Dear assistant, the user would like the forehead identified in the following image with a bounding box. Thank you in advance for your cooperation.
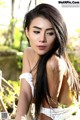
[30,16,52,29]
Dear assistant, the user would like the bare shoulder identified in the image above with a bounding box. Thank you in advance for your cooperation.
[23,47,33,57]
[23,47,35,62]
[22,47,34,72]
[46,55,59,70]
[46,55,67,73]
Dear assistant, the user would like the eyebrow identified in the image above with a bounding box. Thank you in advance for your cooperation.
[33,26,54,31]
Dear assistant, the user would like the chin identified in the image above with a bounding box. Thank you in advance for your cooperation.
[38,52,47,56]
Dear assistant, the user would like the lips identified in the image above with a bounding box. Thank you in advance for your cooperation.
[37,46,46,50]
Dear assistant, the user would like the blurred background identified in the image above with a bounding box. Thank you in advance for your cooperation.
[0,0,80,119]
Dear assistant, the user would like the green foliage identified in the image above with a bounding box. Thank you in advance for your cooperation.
[17,52,23,70]
[68,53,80,73]
[0,80,20,113]
[8,80,20,95]
[67,29,80,73]
[13,28,22,49]
[13,27,28,51]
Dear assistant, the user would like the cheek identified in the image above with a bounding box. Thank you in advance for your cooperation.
[28,36,36,45]
[28,32,36,40]
[47,38,56,49]
[49,38,55,45]
[27,33,34,43]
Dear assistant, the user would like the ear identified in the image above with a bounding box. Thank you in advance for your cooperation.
[25,28,29,38]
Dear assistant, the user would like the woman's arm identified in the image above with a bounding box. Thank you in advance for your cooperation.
[15,48,32,120]
[15,79,32,120]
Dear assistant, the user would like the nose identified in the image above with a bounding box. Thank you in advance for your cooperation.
[39,32,46,42]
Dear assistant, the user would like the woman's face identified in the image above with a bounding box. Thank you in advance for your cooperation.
[26,17,56,56]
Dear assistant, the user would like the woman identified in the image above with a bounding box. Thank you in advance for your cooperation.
[15,3,80,120]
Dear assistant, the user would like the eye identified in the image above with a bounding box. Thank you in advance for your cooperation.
[33,31,40,34]
[46,32,54,36]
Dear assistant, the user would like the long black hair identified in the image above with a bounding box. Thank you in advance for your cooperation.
[23,3,80,117]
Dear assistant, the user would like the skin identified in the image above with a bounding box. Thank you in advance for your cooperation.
[15,17,73,120]
[26,17,56,56]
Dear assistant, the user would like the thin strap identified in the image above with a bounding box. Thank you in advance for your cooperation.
[30,60,39,73]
